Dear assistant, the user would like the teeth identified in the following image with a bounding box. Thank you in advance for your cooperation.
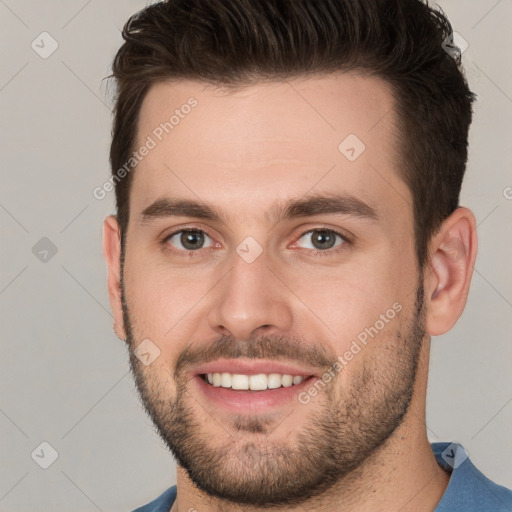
[221,372,232,387]
[205,372,306,390]
[267,373,282,389]
[212,372,222,387]
[281,374,293,387]
[231,374,249,390]
[249,374,267,390]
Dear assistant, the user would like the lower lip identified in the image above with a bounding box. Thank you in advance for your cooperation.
[193,374,317,413]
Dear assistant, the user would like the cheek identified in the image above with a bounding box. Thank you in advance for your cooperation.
[287,254,413,354]
[123,250,214,339]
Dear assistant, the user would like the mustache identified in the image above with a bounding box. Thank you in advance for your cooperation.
[174,334,337,378]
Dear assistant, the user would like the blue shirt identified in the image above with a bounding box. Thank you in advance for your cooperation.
[132,442,512,511]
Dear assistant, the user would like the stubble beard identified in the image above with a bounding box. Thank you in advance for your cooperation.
[121,268,425,507]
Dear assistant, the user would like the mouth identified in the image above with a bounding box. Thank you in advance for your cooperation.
[189,359,320,412]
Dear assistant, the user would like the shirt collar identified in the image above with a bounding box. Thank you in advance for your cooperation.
[431,441,512,511]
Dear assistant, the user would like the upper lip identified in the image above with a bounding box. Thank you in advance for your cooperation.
[190,358,320,378]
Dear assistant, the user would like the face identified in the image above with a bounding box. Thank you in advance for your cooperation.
[119,74,426,506]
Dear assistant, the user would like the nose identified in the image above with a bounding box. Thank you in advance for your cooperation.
[207,247,294,341]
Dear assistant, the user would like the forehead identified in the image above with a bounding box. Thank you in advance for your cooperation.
[130,73,411,228]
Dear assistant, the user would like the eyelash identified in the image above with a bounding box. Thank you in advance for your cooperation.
[161,224,351,259]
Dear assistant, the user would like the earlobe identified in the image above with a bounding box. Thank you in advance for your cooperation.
[102,215,127,342]
[424,207,478,336]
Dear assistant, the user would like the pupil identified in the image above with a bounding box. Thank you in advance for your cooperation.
[313,230,335,250]
[181,231,204,250]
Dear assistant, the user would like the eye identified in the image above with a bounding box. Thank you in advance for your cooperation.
[164,229,214,251]
[295,229,347,252]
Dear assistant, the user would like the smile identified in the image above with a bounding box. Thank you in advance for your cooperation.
[201,372,306,390]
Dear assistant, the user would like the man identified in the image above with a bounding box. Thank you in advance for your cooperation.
[103,0,512,510]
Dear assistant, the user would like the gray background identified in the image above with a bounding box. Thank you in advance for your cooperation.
[1,1,511,510]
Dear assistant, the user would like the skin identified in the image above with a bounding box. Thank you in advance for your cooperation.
[103,73,478,512]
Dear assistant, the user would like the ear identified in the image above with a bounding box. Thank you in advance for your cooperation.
[103,215,127,342]
[424,207,478,336]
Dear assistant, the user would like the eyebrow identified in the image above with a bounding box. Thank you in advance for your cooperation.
[139,193,379,226]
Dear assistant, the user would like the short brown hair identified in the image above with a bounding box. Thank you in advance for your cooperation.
[109,0,475,268]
